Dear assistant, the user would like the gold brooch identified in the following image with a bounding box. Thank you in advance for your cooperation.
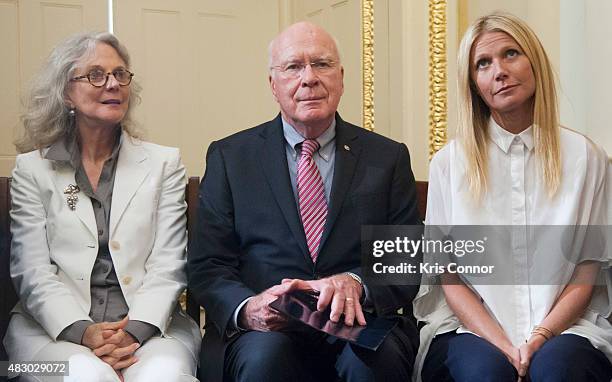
[63,184,80,210]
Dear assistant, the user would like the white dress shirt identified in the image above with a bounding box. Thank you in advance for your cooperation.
[412,119,611,380]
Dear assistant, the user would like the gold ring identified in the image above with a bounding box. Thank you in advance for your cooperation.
[345,297,354,302]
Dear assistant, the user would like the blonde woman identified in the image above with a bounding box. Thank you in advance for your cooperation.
[414,13,611,382]
[4,32,200,381]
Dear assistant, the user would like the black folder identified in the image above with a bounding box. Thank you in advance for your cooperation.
[269,290,397,351]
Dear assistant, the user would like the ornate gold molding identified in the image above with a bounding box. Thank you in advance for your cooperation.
[362,0,375,131]
[428,0,448,158]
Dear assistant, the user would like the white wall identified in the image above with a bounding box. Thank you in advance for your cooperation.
[582,0,612,154]
[389,0,429,181]
[559,0,586,137]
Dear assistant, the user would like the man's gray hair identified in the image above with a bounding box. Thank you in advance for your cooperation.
[267,23,342,73]
[16,31,142,153]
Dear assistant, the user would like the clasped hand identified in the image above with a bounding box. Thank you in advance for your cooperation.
[81,316,140,380]
[239,273,366,332]
[504,335,547,381]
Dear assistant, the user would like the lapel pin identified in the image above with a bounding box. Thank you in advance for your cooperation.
[63,184,80,211]
[344,145,350,151]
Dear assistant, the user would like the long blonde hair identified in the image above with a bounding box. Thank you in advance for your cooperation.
[457,12,560,199]
[15,32,142,153]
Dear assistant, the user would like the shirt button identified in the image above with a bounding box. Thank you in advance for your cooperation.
[98,298,104,305]
[98,229,104,236]
[122,276,132,285]
[110,241,120,251]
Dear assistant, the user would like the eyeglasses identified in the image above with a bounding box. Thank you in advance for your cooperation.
[71,68,134,87]
[271,60,338,78]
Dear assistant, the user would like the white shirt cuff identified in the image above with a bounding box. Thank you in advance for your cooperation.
[232,297,253,331]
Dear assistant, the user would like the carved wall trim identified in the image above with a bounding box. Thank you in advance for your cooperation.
[428,0,448,158]
[361,0,375,131]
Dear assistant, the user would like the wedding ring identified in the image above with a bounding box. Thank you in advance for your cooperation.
[345,297,354,302]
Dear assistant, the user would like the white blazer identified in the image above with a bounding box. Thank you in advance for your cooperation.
[4,132,200,362]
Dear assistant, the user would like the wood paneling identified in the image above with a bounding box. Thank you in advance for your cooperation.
[0,0,106,176]
[115,0,280,177]
[0,1,20,176]
[293,0,362,130]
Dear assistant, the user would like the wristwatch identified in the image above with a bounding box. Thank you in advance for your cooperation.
[345,272,366,303]
[345,272,363,286]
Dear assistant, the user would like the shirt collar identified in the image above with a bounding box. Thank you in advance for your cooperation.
[282,117,336,162]
[45,128,123,168]
[488,117,534,153]
[45,133,76,164]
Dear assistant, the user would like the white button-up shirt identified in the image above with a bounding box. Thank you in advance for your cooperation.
[413,119,611,379]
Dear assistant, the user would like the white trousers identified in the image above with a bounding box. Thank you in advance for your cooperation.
[18,336,198,382]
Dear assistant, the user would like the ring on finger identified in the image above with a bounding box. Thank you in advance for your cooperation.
[345,297,354,302]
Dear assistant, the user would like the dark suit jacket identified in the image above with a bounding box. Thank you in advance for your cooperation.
[189,114,422,382]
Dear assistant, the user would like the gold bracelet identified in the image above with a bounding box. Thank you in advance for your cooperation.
[531,329,550,341]
[531,326,554,341]
[535,325,555,338]
[530,331,549,341]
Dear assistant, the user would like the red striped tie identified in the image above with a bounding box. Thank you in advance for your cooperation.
[297,139,328,262]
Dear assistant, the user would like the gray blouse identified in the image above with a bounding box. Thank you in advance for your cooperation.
[47,130,157,345]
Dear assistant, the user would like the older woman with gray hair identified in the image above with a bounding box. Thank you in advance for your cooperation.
[3,31,200,381]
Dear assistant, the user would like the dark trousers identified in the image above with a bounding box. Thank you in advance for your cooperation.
[223,325,415,382]
[422,331,612,382]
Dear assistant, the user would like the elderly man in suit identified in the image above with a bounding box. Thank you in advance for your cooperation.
[188,22,421,382]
